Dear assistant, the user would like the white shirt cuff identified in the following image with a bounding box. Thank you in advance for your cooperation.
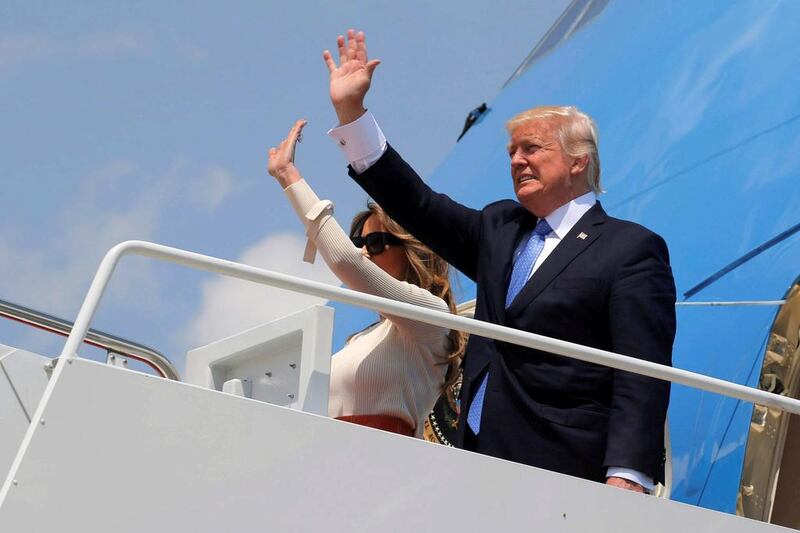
[327,111,387,174]
[606,467,654,491]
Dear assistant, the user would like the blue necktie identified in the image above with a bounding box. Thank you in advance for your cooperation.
[466,218,552,435]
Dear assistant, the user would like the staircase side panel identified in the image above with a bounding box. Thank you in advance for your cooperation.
[0,348,50,415]
[0,359,789,532]
[0,365,29,483]
[0,348,51,484]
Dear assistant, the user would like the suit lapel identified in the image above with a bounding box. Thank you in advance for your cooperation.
[506,202,607,319]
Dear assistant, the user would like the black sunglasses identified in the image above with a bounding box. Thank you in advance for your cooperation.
[350,232,403,256]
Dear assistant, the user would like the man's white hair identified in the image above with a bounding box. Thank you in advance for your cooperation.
[506,106,602,194]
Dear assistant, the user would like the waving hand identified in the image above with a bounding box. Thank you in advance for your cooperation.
[323,29,381,125]
[267,119,306,189]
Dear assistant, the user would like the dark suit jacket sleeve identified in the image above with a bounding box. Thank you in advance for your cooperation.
[349,145,484,281]
[604,229,676,479]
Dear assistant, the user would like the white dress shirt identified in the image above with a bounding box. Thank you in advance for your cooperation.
[329,111,654,491]
[524,190,596,278]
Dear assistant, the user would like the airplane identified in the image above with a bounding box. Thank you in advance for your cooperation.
[1,0,798,530]
[420,0,800,523]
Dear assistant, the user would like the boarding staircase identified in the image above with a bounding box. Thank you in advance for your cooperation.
[1,241,797,532]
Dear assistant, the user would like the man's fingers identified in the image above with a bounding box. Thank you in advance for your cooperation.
[606,477,645,493]
[365,59,380,78]
[346,28,357,61]
[356,31,367,63]
[337,35,346,64]
[330,29,371,71]
[323,50,337,73]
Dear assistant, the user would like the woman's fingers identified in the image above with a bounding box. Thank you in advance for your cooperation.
[285,119,306,163]
[268,118,304,164]
[287,119,306,145]
[269,120,305,158]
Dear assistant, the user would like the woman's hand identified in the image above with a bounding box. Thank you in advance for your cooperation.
[323,29,380,125]
[267,119,306,188]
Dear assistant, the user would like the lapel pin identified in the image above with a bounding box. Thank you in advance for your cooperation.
[577,232,588,240]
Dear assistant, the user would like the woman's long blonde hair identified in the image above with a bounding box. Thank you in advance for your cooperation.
[350,202,466,391]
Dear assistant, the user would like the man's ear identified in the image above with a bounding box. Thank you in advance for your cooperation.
[571,154,589,176]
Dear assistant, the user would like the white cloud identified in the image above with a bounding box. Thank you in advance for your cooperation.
[0,160,159,317]
[190,166,235,210]
[180,233,340,347]
[180,44,208,63]
[79,32,145,55]
[0,31,192,68]
[0,159,242,321]
[0,34,53,66]
[0,32,146,67]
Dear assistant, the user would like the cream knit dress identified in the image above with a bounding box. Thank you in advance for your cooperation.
[284,179,450,435]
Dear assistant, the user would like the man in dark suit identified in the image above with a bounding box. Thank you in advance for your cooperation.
[322,30,676,493]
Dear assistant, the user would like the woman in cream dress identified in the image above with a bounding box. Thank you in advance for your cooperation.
[267,119,463,437]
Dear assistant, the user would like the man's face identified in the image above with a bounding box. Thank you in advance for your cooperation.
[508,119,587,217]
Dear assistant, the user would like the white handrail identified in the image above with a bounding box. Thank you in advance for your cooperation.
[676,301,786,307]
[0,298,179,380]
[57,240,800,416]
[459,298,787,310]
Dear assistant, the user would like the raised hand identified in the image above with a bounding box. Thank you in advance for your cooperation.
[267,119,306,189]
[323,29,380,125]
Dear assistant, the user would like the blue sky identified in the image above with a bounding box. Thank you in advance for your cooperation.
[0,1,567,373]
